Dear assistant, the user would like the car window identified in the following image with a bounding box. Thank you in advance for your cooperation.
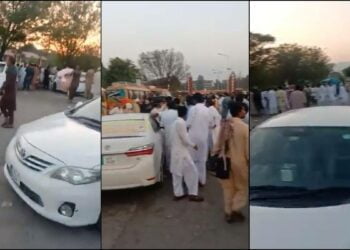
[102,119,148,138]
[251,126,350,190]
[0,63,5,73]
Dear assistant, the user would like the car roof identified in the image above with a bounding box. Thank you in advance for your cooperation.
[258,106,350,128]
[102,113,150,122]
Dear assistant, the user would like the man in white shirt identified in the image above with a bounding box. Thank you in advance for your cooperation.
[160,100,178,171]
[187,93,213,186]
[170,106,204,202]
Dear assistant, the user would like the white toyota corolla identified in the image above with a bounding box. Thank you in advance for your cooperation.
[102,113,163,190]
[4,98,101,227]
[250,106,350,249]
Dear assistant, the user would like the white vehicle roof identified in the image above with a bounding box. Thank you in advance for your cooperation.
[258,106,350,128]
[102,113,150,122]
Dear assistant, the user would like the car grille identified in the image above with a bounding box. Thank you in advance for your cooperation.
[19,182,44,207]
[21,155,54,172]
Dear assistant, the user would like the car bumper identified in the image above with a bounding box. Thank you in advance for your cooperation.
[102,155,157,190]
[4,139,100,227]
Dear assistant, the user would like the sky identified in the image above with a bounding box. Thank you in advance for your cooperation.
[251,1,350,63]
[102,1,248,81]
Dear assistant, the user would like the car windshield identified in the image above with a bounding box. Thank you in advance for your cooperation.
[65,98,101,130]
[251,126,350,206]
[102,118,148,138]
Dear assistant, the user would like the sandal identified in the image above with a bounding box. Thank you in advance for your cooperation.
[231,211,245,222]
[188,195,204,202]
[173,195,187,201]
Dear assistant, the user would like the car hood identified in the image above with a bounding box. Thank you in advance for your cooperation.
[17,112,100,169]
[250,204,350,249]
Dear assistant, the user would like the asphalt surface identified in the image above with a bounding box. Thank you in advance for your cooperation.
[102,173,249,249]
[0,83,101,248]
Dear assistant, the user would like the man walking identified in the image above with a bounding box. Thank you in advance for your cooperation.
[213,102,249,223]
[23,63,34,90]
[68,65,81,102]
[289,85,307,109]
[170,106,203,202]
[159,100,179,172]
[187,93,213,187]
[276,86,289,113]
[85,68,95,99]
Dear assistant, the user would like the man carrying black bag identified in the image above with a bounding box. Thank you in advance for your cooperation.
[213,102,249,223]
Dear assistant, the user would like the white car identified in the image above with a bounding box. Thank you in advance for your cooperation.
[0,61,7,89]
[102,113,164,190]
[4,98,101,227]
[51,68,86,94]
[250,106,350,249]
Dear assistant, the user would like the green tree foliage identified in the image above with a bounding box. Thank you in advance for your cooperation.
[272,44,332,85]
[0,1,50,58]
[103,57,140,88]
[342,66,350,78]
[249,32,276,88]
[38,1,100,66]
[250,32,333,88]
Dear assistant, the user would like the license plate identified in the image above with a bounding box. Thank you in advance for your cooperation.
[8,165,20,186]
[103,155,118,166]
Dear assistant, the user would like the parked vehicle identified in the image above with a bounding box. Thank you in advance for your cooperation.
[0,61,7,89]
[4,98,101,227]
[250,106,350,249]
[102,113,164,190]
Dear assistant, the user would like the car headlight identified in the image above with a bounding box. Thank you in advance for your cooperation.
[15,136,26,159]
[51,167,100,185]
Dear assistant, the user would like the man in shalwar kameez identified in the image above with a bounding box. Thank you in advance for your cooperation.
[187,93,213,186]
[213,102,249,223]
[170,106,204,202]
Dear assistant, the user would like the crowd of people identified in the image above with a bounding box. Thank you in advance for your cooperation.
[16,63,54,91]
[110,91,249,223]
[0,52,96,128]
[251,82,350,116]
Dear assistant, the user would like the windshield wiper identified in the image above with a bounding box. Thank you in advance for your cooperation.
[251,185,307,191]
[69,116,100,127]
[250,186,350,201]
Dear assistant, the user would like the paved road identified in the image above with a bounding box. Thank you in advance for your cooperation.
[102,173,248,249]
[0,90,100,249]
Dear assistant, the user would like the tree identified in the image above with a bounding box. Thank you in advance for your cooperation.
[249,32,276,88]
[103,57,140,88]
[342,66,350,78]
[38,1,100,66]
[272,44,332,85]
[250,32,333,88]
[138,49,189,81]
[0,1,50,58]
